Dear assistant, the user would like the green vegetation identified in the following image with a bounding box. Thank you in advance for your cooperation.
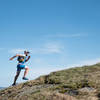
[1,63,100,100]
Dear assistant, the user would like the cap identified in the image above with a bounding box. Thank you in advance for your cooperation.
[24,50,30,54]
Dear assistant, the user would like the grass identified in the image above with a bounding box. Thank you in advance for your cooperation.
[1,63,100,100]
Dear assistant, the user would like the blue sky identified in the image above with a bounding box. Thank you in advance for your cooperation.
[0,0,100,86]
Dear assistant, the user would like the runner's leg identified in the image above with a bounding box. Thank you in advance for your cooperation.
[13,71,21,85]
[23,67,29,77]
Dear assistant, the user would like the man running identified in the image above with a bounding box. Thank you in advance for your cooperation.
[10,51,30,86]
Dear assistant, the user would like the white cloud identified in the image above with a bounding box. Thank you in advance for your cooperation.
[9,48,32,54]
[9,43,64,55]
[30,43,64,54]
[41,43,63,54]
[9,48,25,54]
[47,33,88,38]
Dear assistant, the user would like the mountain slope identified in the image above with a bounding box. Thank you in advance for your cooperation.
[1,63,100,100]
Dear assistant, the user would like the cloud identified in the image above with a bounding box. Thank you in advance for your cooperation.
[47,33,88,38]
[30,43,64,54]
[9,48,25,54]
[41,43,64,54]
[9,43,64,55]
[9,48,32,54]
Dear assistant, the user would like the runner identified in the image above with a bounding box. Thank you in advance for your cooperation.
[10,51,30,86]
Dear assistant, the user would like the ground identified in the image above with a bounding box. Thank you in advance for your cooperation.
[1,63,100,100]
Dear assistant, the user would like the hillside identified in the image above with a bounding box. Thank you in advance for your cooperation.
[1,63,100,100]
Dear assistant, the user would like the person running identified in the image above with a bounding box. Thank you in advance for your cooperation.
[10,50,31,86]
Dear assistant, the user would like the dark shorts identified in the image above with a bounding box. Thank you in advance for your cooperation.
[17,64,27,71]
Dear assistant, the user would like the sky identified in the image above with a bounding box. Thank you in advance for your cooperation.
[0,0,100,87]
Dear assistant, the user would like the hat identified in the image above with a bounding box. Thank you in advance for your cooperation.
[24,50,30,54]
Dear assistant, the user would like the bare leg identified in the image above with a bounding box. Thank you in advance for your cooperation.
[13,71,20,85]
[23,67,29,78]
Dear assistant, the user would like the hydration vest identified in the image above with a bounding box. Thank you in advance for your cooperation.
[17,56,25,63]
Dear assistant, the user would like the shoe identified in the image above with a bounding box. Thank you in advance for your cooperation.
[12,83,17,86]
[22,77,29,80]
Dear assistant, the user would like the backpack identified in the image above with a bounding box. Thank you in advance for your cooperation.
[17,56,25,62]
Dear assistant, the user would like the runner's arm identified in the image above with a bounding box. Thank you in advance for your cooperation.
[25,56,30,62]
[9,54,21,60]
